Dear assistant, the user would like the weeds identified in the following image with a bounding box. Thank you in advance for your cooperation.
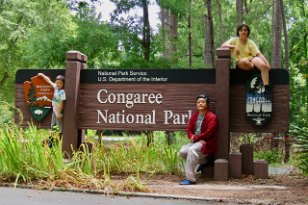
[0,123,186,191]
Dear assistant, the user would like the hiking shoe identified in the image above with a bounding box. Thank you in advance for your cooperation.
[179,179,196,185]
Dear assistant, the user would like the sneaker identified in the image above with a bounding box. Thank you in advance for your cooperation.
[179,179,196,185]
[263,85,271,100]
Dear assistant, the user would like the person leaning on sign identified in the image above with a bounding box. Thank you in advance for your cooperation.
[221,23,271,97]
[179,94,218,185]
[38,73,66,147]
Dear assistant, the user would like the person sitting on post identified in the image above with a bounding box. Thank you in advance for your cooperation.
[38,73,66,147]
[179,94,218,185]
[221,23,271,96]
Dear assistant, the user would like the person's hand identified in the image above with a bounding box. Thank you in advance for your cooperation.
[190,135,196,143]
[199,140,206,145]
[37,73,43,77]
[235,47,240,56]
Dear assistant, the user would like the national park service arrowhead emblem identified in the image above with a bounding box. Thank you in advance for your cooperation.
[24,75,54,121]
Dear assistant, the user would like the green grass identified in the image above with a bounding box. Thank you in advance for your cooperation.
[0,119,187,190]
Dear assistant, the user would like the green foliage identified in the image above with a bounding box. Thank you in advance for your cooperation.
[289,124,308,174]
[91,132,185,175]
[0,0,307,176]
[254,150,283,164]
[70,5,120,68]
[0,123,186,186]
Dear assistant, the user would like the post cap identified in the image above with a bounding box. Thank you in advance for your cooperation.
[216,48,231,58]
[66,50,83,61]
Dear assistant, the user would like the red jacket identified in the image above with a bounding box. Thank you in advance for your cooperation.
[187,110,218,155]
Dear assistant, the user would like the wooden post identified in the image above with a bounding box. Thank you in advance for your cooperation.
[215,48,231,159]
[229,152,242,179]
[240,144,254,175]
[214,159,229,181]
[62,51,87,157]
[254,160,268,179]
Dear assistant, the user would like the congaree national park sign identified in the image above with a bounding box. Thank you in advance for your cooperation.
[15,50,290,158]
[17,69,216,131]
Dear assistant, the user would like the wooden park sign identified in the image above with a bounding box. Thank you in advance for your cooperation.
[15,49,290,158]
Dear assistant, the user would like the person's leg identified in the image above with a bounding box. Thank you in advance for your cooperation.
[49,112,57,148]
[185,142,205,182]
[251,57,270,86]
[51,112,56,133]
[237,59,254,70]
[56,117,63,141]
[179,143,194,160]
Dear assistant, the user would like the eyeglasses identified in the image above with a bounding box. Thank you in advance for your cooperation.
[197,100,206,104]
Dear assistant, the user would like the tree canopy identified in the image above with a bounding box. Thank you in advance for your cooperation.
[0,0,307,128]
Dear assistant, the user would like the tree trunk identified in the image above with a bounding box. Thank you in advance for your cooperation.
[161,8,167,57]
[236,0,244,25]
[271,0,282,68]
[280,0,289,70]
[162,9,178,60]
[188,0,192,67]
[169,11,178,56]
[142,0,151,61]
[244,0,249,14]
[217,0,223,45]
[204,0,214,67]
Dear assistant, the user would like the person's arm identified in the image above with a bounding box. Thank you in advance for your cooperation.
[221,38,240,56]
[221,37,236,49]
[187,115,196,142]
[37,73,55,87]
[221,41,236,49]
[193,115,218,142]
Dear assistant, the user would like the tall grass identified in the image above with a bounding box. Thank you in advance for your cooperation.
[82,131,186,176]
[0,117,187,191]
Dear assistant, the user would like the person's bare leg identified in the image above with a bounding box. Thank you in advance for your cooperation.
[237,59,254,70]
[251,57,270,85]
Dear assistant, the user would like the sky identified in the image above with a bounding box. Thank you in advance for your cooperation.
[94,0,160,31]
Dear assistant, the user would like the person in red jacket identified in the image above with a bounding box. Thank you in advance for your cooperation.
[179,94,218,185]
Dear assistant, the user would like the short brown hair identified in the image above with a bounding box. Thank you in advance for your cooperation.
[236,23,250,37]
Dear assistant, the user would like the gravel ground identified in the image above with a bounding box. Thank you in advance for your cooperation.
[143,174,308,205]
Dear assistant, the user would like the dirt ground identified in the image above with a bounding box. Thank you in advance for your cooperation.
[140,174,308,205]
[2,173,307,204]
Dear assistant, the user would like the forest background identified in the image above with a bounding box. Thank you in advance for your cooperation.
[0,0,307,172]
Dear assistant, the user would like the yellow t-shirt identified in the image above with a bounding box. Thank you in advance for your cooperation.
[226,37,260,61]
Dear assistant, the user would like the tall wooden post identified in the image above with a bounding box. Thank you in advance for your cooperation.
[62,51,87,157]
[215,48,231,159]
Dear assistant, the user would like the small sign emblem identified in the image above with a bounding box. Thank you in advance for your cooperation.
[246,74,272,126]
[24,75,54,121]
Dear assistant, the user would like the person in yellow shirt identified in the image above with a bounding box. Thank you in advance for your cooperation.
[221,23,271,93]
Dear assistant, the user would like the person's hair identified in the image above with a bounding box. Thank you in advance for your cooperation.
[236,23,250,37]
[55,75,65,88]
[196,94,210,106]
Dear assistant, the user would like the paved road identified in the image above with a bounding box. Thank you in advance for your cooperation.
[0,187,218,205]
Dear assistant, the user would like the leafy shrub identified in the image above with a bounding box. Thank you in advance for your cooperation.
[254,150,283,164]
[289,124,308,174]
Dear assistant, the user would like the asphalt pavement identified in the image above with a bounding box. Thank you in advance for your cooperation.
[0,187,220,205]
